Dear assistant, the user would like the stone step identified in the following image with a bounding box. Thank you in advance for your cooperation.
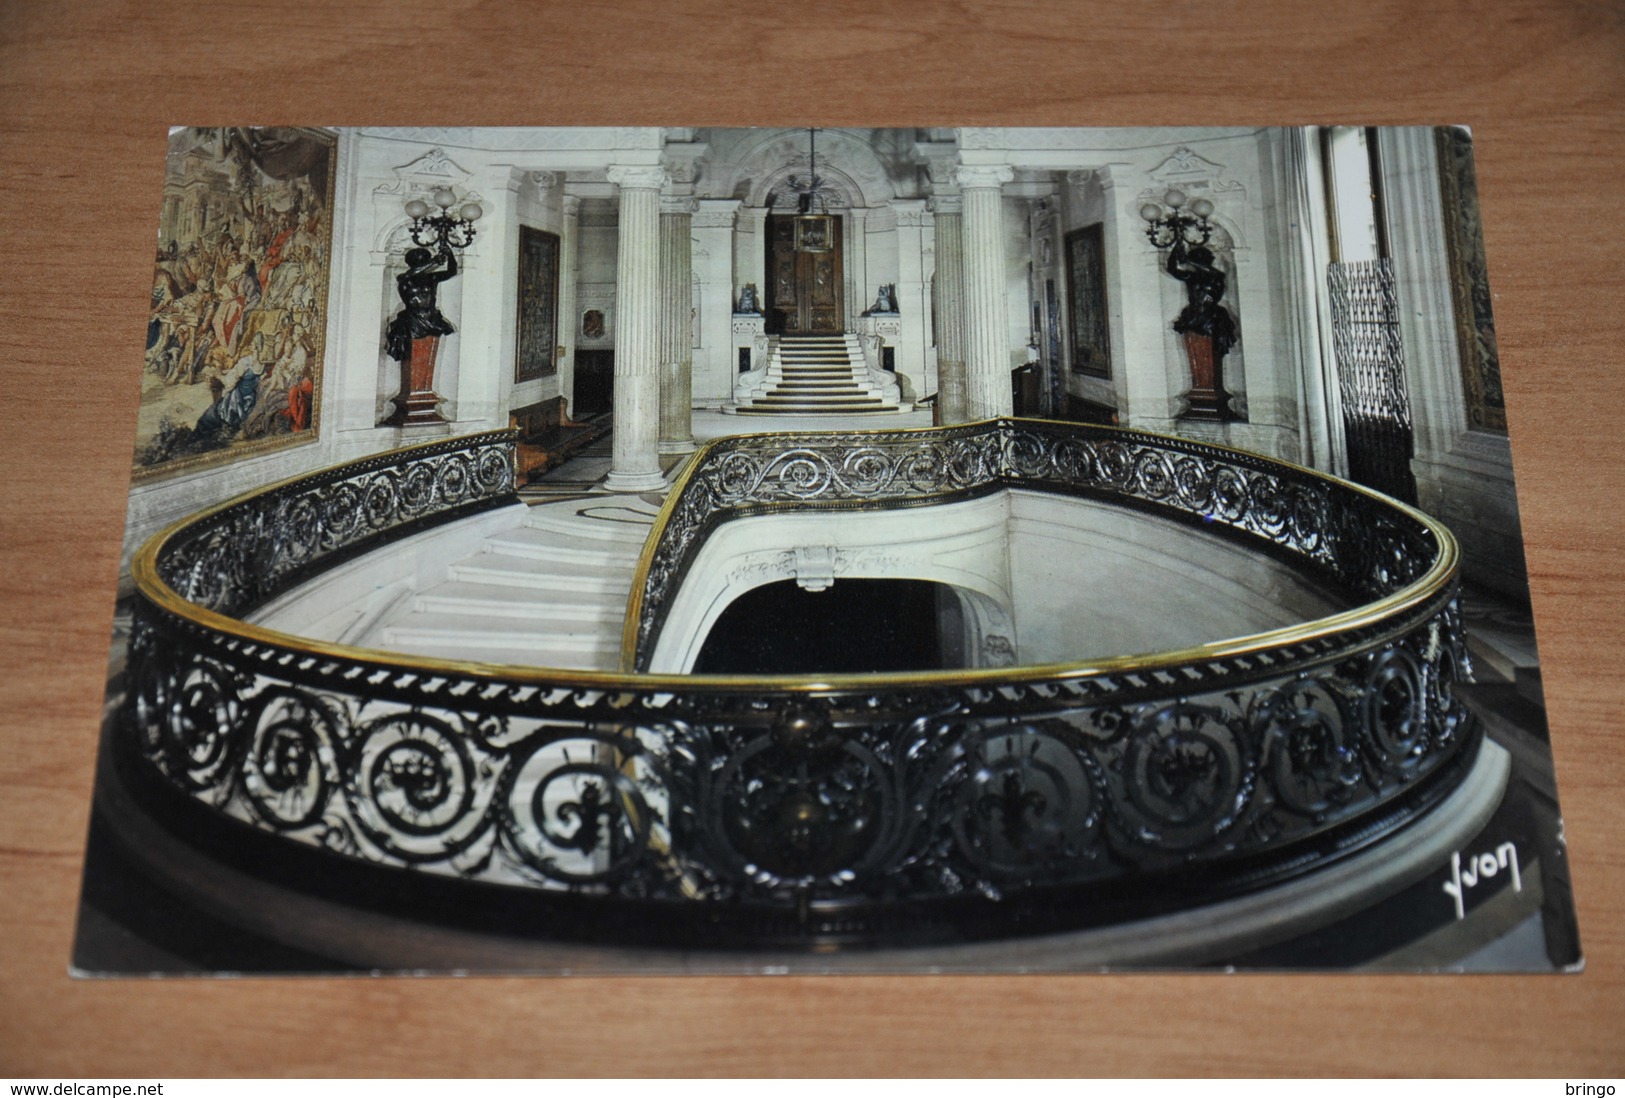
[757,392,883,401]
[485,525,642,566]
[524,509,653,546]
[414,580,627,624]
[449,553,635,594]
[734,405,900,415]
[750,399,884,407]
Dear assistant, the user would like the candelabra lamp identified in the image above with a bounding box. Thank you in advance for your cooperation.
[383,188,482,427]
[1142,189,1239,423]
[788,127,834,253]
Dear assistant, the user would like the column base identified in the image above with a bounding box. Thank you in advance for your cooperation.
[658,438,698,456]
[603,469,669,493]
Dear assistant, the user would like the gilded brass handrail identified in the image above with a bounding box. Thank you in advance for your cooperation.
[131,420,1458,695]
[622,417,1458,680]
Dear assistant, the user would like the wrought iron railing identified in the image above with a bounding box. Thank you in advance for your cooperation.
[121,421,1477,947]
[1329,258,1419,504]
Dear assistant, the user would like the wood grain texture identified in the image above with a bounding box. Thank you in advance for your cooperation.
[1,0,1621,1077]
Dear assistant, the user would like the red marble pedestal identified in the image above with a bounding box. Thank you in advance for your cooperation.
[383,336,448,426]
[1179,331,1237,422]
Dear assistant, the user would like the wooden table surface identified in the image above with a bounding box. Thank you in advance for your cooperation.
[2,0,1621,1077]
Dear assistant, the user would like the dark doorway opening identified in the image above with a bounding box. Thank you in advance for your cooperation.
[573,348,614,417]
[693,578,965,675]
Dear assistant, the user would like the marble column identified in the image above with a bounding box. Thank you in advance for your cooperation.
[846,207,869,328]
[604,165,668,493]
[658,195,697,454]
[557,193,581,416]
[930,193,968,423]
[693,199,740,402]
[739,205,769,306]
[892,199,931,397]
[958,165,1015,420]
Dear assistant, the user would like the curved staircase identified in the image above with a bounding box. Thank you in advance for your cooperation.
[368,497,654,670]
[731,334,903,416]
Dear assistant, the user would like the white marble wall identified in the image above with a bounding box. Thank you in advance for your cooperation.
[1380,127,1525,596]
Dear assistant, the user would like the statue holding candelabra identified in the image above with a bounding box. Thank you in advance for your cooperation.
[383,187,482,426]
[1142,189,1239,422]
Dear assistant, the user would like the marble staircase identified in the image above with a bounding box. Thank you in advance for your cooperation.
[369,496,655,670]
[731,334,903,416]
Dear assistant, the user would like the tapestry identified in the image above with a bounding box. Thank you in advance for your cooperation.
[515,225,560,382]
[1436,126,1506,432]
[1065,223,1111,377]
[135,127,334,479]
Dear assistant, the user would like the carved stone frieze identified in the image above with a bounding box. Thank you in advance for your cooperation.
[388,147,474,184]
[692,205,739,229]
[1150,146,1227,180]
[606,164,668,191]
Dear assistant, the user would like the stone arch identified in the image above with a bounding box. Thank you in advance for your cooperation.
[702,128,898,209]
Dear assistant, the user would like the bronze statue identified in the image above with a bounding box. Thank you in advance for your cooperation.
[735,283,761,314]
[1164,237,1239,421]
[863,283,898,316]
[1166,238,1236,357]
[385,243,458,362]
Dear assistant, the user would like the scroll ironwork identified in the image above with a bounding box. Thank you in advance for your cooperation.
[122,420,1476,946]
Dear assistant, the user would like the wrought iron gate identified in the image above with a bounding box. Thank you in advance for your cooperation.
[1328,258,1417,504]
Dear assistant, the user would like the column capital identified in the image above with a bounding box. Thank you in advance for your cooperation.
[692,198,740,229]
[660,194,698,216]
[928,194,963,215]
[562,193,581,216]
[892,198,930,228]
[606,164,667,191]
[955,164,1015,190]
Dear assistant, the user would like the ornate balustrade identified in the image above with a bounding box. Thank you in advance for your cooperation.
[121,420,1478,948]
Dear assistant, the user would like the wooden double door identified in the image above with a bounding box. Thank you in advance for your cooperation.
[765,214,844,335]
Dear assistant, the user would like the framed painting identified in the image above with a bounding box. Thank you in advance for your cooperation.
[794,214,834,253]
[1065,222,1111,377]
[515,224,560,382]
[135,126,334,480]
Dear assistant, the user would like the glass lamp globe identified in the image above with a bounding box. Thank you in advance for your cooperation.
[459,203,483,222]
[403,199,429,220]
[433,188,457,209]
[1190,197,1214,219]
[1163,189,1187,209]
[1139,203,1163,222]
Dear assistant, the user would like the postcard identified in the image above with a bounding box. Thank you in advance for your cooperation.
[72,125,1580,974]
